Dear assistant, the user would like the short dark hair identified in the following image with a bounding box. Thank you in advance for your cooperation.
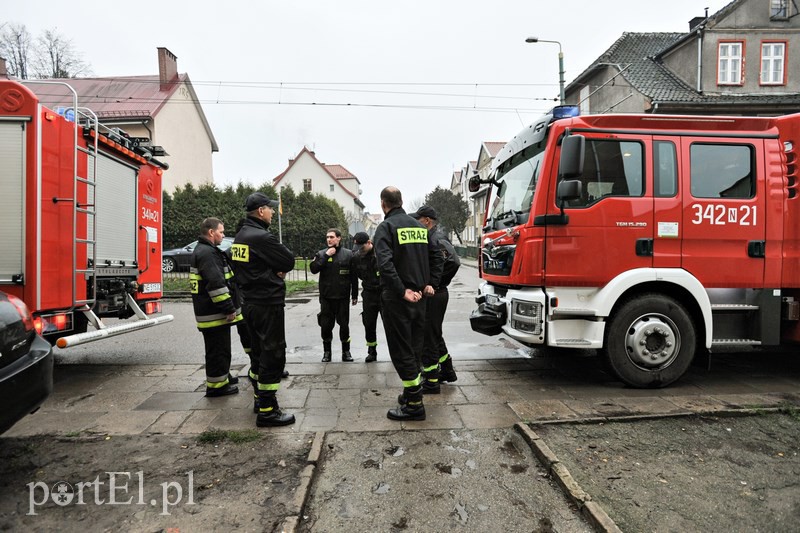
[199,217,223,237]
[326,228,341,237]
[380,186,403,209]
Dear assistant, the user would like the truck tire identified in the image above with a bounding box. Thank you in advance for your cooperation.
[162,257,176,273]
[603,294,696,388]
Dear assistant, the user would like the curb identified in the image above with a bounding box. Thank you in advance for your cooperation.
[515,421,623,533]
[278,431,326,533]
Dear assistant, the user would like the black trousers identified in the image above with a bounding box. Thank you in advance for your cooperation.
[235,321,258,378]
[381,289,425,384]
[201,325,232,383]
[422,288,449,371]
[243,302,286,386]
[361,289,381,345]
[319,297,350,347]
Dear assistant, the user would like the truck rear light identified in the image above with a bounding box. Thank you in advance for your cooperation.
[511,299,543,335]
[145,301,162,315]
[33,312,73,335]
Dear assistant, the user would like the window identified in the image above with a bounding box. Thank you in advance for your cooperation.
[654,141,678,197]
[303,178,312,192]
[718,42,743,85]
[770,0,790,19]
[690,144,754,199]
[579,86,590,115]
[565,139,644,208]
[761,42,786,85]
[330,184,335,192]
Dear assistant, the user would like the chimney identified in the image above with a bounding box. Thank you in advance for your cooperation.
[157,47,178,91]
[0,56,8,79]
[689,16,706,31]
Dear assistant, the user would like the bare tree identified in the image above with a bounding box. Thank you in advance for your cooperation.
[32,28,91,78]
[0,23,33,79]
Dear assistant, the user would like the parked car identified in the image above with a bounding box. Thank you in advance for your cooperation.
[0,290,54,435]
[162,237,234,273]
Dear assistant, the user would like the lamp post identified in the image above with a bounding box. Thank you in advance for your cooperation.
[525,37,565,105]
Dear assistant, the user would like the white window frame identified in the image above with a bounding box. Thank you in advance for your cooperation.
[760,42,786,85]
[303,178,312,192]
[579,86,590,115]
[718,42,743,85]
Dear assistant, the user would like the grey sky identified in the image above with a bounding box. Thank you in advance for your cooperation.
[5,0,729,212]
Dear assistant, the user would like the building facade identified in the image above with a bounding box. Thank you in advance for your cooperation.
[567,0,800,116]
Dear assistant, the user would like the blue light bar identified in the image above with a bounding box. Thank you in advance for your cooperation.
[551,105,580,119]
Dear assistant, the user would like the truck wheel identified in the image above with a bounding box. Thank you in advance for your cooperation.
[162,257,176,273]
[604,294,696,388]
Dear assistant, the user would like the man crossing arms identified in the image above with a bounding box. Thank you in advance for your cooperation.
[373,187,443,421]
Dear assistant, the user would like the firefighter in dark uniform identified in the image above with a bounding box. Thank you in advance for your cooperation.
[229,218,289,413]
[310,228,358,362]
[410,205,461,392]
[352,231,382,362]
[373,186,443,421]
[190,217,243,397]
[231,192,296,427]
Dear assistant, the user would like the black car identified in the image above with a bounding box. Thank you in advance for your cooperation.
[162,237,234,273]
[0,290,54,435]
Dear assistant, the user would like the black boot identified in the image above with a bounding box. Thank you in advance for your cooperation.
[387,386,425,421]
[205,382,239,397]
[365,345,377,363]
[421,368,441,395]
[322,342,332,362]
[439,356,458,383]
[256,393,295,427]
[342,351,354,362]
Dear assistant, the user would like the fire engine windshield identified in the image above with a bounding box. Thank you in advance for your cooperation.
[486,142,545,229]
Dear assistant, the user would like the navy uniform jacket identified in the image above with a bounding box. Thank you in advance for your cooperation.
[190,238,243,329]
[310,245,358,300]
[230,217,295,305]
[373,207,443,298]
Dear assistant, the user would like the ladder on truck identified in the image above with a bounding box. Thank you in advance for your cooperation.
[27,81,173,349]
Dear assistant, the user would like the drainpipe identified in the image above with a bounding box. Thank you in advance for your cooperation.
[696,8,709,94]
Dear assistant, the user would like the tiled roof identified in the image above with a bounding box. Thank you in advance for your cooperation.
[24,74,219,151]
[324,164,359,182]
[484,142,505,157]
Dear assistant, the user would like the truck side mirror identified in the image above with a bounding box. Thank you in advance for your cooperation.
[556,179,582,204]
[559,134,585,179]
[468,176,481,193]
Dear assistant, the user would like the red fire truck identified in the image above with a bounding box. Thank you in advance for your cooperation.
[0,78,173,348]
[469,106,800,388]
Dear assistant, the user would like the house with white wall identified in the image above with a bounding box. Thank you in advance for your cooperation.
[273,147,366,234]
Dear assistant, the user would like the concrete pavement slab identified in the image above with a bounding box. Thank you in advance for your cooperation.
[508,400,580,422]
[135,391,205,411]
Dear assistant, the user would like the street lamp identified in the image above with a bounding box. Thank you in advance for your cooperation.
[525,37,565,105]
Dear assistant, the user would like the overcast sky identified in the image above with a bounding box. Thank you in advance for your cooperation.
[6,0,729,213]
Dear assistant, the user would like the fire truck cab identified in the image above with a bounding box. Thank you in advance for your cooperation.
[469,106,800,388]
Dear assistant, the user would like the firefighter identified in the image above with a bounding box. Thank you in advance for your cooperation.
[190,217,243,397]
[230,192,296,427]
[410,205,461,392]
[230,218,288,413]
[373,186,443,421]
[310,228,358,362]
[352,231,382,362]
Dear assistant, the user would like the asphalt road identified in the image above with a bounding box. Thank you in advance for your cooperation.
[55,264,523,366]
